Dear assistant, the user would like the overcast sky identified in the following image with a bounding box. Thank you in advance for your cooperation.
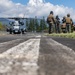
[0,0,75,21]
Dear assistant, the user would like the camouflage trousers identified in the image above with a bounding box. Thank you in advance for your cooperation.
[66,24,71,33]
[49,23,56,34]
[55,24,61,33]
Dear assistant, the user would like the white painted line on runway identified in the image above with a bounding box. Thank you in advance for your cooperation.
[48,38,75,66]
[0,39,23,45]
[0,38,40,75]
[49,38,73,52]
[35,35,41,38]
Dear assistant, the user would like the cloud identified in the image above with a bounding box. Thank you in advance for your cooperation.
[0,0,75,21]
[0,0,26,17]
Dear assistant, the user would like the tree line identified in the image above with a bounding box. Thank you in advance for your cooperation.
[0,22,6,31]
[26,16,48,32]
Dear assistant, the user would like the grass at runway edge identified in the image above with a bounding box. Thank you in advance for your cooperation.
[0,31,7,36]
[46,32,75,39]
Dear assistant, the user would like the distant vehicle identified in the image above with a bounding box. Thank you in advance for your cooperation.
[7,18,26,34]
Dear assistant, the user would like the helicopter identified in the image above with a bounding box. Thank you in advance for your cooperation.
[7,17,27,34]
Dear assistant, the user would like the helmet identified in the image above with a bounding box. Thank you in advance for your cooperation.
[56,15,58,18]
[67,13,70,17]
[50,11,53,14]
[63,16,65,18]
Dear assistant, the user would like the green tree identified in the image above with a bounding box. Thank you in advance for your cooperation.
[32,19,35,32]
[39,17,48,32]
[34,16,40,32]
[40,19,43,32]
[26,18,29,31]
[42,16,47,30]
[0,22,4,30]
[28,18,35,32]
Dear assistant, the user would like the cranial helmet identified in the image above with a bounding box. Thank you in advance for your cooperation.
[50,11,53,14]
[67,13,70,17]
[56,15,58,18]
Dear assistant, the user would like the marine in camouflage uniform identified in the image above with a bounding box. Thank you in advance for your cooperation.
[61,16,67,33]
[47,11,55,34]
[55,15,60,33]
[65,14,73,33]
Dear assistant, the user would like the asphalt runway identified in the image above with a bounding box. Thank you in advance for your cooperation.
[0,33,75,75]
[0,32,41,53]
[50,36,75,51]
[38,36,75,75]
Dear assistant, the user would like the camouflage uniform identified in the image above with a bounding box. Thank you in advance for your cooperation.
[55,15,60,33]
[47,11,55,34]
[61,16,67,33]
[65,14,72,33]
[71,19,74,33]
